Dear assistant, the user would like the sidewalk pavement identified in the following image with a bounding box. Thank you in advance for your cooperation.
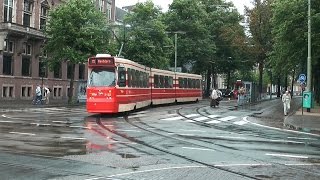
[0,99,85,109]
[284,104,320,134]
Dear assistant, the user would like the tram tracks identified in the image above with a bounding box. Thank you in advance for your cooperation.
[96,114,261,180]
[104,105,320,179]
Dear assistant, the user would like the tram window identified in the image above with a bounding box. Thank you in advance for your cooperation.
[154,75,159,88]
[196,79,200,88]
[131,69,135,87]
[159,75,164,88]
[184,78,188,88]
[169,77,173,88]
[139,71,143,87]
[136,70,140,87]
[146,73,149,88]
[164,76,169,88]
[189,79,192,88]
[179,78,183,88]
[127,69,132,87]
[118,67,126,87]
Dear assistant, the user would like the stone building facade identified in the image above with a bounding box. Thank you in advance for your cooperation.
[0,0,115,102]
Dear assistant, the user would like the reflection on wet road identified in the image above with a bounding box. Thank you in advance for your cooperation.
[0,100,320,179]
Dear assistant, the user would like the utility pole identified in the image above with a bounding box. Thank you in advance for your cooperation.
[307,0,312,112]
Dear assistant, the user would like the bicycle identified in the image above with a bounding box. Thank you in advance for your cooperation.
[32,96,45,105]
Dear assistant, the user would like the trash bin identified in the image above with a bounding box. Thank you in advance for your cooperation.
[303,92,312,108]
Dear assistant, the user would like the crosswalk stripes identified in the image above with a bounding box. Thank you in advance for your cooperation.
[159,113,248,126]
[206,120,221,124]
[27,107,86,115]
[233,120,248,125]
[218,116,237,122]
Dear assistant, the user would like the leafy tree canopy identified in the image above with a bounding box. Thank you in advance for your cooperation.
[44,0,110,67]
[124,1,173,69]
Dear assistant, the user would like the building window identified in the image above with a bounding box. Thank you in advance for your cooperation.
[53,63,61,79]
[4,0,13,22]
[22,43,32,55]
[107,2,112,20]
[22,57,31,76]
[4,39,14,53]
[98,0,104,12]
[39,60,47,78]
[53,86,62,98]
[79,64,85,80]
[23,0,33,27]
[2,85,14,98]
[21,86,32,98]
[40,2,49,30]
[3,55,13,75]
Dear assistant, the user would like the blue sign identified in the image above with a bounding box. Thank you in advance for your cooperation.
[299,74,306,82]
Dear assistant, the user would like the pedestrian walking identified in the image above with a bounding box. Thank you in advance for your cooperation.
[44,87,51,104]
[282,90,291,116]
[210,88,221,108]
[35,85,42,104]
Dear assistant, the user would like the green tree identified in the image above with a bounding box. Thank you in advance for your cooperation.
[165,0,215,73]
[202,0,250,89]
[246,0,273,95]
[271,0,320,103]
[44,0,110,103]
[124,1,173,69]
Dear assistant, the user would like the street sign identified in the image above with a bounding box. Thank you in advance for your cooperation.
[299,74,306,82]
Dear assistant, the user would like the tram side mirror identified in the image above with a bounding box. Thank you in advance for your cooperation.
[118,67,126,87]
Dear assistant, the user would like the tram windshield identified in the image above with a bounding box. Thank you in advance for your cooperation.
[88,68,115,87]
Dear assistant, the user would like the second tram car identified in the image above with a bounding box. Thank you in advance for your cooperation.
[87,54,202,113]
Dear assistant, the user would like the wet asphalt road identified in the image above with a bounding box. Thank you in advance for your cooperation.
[0,98,320,180]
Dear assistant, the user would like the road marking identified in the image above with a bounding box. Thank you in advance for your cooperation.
[100,163,320,180]
[69,125,89,129]
[233,120,248,125]
[2,114,6,117]
[129,114,147,118]
[265,153,308,159]
[287,137,318,140]
[61,136,86,140]
[206,120,221,124]
[243,116,320,137]
[185,120,195,122]
[52,121,70,124]
[178,129,206,132]
[194,117,209,121]
[267,139,304,144]
[185,114,200,118]
[179,134,195,136]
[216,136,247,140]
[218,116,237,122]
[208,115,220,118]
[9,132,35,136]
[285,163,320,166]
[182,147,215,151]
[160,116,184,121]
[0,120,13,123]
[117,129,141,132]
[214,163,272,167]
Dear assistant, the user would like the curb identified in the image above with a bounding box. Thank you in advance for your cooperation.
[283,122,320,135]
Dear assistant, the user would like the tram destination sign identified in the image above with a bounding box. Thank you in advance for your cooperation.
[89,58,114,66]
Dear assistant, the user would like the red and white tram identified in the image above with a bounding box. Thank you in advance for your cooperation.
[86,54,202,113]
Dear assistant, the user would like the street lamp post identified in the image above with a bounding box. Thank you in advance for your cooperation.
[166,31,186,72]
[307,0,312,112]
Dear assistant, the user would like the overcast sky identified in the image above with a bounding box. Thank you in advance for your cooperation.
[115,0,253,14]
